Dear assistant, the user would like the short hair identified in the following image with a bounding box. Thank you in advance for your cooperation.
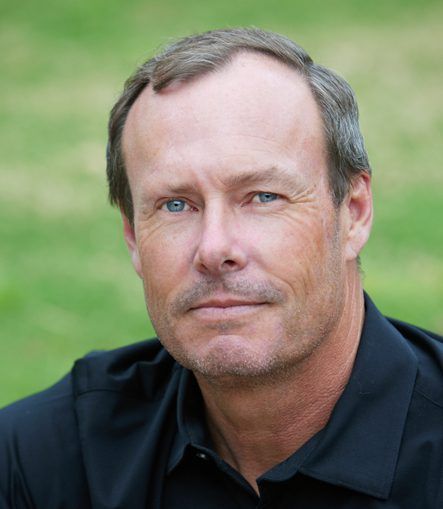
[107,27,371,224]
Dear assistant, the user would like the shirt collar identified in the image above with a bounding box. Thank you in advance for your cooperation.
[297,294,418,499]
[168,294,418,499]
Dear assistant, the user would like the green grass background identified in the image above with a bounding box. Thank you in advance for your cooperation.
[1,0,442,407]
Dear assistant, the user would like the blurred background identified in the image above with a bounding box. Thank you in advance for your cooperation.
[1,0,442,407]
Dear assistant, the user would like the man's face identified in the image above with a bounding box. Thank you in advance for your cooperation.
[122,53,366,383]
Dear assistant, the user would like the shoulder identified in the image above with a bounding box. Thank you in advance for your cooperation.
[388,317,443,407]
[0,373,76,455]
[382,319,443,504]
[0,338,178,508]
[0,337,176,445]
[0,338,177,451]
[0,373,86,507]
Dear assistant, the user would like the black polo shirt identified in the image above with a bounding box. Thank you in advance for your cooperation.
[1,294,442,508]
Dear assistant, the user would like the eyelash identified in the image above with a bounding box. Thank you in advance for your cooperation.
[160,199,194,213]
[250,192,280,204]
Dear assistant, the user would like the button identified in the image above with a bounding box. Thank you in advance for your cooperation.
[196,452,208,460]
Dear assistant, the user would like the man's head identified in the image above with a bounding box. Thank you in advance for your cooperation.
[107,28,373,385]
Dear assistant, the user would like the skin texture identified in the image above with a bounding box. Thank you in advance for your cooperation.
[121,52,373,491]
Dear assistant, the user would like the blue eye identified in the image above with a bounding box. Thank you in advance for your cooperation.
[163,199,187,212]
[254,192,279,203]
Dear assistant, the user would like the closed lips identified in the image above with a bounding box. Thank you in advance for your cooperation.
[191,299,265,309]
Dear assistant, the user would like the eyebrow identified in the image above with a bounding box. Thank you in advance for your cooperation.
[163,165,305,195]
[220,165,303,189]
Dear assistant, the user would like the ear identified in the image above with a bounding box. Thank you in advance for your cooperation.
[121,212,143,278]
[343,173,373,261]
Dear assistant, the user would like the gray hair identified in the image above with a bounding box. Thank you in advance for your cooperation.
[107,28,371,224]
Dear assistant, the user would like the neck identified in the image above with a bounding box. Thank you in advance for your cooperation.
[195,279,365,492]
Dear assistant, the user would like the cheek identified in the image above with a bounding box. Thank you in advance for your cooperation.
[137,225,196,303]
[247,213,329,277]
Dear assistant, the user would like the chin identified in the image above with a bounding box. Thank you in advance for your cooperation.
[170,333,298,386]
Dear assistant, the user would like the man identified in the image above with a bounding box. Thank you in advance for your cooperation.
[1,28,442,509]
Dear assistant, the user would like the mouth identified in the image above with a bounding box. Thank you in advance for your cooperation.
[189,298,267,320]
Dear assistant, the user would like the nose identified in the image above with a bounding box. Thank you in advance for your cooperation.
[193,205,248,276]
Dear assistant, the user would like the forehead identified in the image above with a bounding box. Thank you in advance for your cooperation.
[122,52,327,186]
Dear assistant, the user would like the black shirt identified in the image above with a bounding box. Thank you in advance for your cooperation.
[1,295,442,508]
